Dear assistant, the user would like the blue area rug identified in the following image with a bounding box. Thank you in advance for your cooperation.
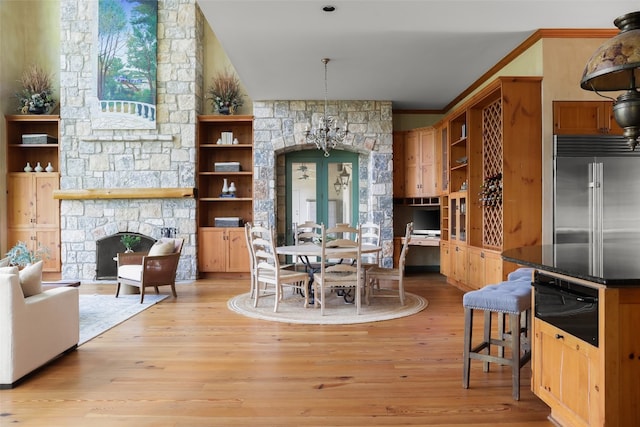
[79,293,168,345]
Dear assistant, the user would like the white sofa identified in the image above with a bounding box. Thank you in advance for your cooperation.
[0,273,79,388]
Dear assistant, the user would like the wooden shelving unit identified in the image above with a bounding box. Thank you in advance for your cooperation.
[196,115,253,274]
[5,115,61,273]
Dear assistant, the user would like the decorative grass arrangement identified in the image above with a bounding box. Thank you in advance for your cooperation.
[207,69,244,114]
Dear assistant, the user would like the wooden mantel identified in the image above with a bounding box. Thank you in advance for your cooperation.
[53,187,195,200]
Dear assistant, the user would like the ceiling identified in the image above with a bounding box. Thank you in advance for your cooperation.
[197,1,639,112]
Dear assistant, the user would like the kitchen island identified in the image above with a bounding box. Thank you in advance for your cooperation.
[503,244,640,427]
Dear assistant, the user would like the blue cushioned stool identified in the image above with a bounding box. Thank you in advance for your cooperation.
[462,268,533,401]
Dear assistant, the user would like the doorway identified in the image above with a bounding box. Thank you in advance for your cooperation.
[285,150,359,244]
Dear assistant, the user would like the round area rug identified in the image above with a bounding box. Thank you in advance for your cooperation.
[227,289,428,324]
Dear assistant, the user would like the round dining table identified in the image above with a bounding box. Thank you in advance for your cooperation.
[276,243,381,304]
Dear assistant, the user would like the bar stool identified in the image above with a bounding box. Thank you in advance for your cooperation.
[462,270,533,401]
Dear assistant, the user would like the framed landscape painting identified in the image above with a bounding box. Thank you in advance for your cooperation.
[92,0,158,130]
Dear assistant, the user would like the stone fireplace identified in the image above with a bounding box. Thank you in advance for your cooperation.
[58,0,202,280]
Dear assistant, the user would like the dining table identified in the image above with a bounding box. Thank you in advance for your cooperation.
[276,243,382,304]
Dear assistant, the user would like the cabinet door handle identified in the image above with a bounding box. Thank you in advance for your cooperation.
[555,334,564,340]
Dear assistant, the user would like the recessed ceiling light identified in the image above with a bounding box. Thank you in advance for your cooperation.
[322,5,336,12]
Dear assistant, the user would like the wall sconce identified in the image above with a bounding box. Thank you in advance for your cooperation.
[339,165,350,188]
[333,177,342,195]
[581,11,640,150]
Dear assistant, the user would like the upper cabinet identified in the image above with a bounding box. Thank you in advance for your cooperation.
[553,100,623,135]
[404,127,438,198]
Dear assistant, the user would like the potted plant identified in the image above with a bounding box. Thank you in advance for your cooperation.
[16,64,56,114]
[120,234,141,253]
[5,241,50,268]
[207,69,244,115]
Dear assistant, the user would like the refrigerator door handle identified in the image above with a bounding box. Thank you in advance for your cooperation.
[588,162,604,275]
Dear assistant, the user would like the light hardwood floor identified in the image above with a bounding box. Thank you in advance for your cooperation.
[1,273,554,426]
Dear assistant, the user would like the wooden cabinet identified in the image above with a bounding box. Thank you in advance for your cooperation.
[450,243,467,285]
[533,318,601,427]
[439,240,450,277]
[443,77,542,291]
[435,121,449,195]
[531,277,640,427]
[405,127,437,197]
[198,228,249,273]
[197,115,253,274]
[5,115,60,272]
[553,100,622,135]
[392,131,406,197]
[467,247,503,290]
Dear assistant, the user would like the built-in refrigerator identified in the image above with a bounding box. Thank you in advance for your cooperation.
[554,135,640,273]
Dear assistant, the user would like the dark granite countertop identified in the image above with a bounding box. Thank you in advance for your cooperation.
[502,244,640,287]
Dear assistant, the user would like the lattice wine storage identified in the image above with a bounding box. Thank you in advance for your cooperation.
[481,99,503,249]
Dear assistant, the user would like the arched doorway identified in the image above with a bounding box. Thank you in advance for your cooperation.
[285,149,359,244]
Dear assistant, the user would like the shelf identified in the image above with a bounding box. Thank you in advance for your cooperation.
[9,144,59,148]
[199,197,252,202]
[451,136,467,146]
[199,171,252,176]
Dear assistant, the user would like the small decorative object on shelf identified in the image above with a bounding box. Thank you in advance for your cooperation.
[233,137,239,145]
[207,69,244,115]
[24,162,33,172]
[34,162,43,172]
[221,178,229,196]
[228,181,237,196]
[45,162,54,172]
[16,64,56,115]
[479,173,503,207]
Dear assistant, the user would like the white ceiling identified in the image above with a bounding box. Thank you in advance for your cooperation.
[197,1,639,111]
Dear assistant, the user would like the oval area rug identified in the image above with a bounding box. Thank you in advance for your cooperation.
[227,290,428,324]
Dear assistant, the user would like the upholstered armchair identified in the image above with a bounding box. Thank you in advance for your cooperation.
[116,238,184,303]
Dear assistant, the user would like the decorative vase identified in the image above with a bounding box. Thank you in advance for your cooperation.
[124,248,134,253]
[34,162,43,172]
[24,162,33,172]
[218,106,230,115]
[222,178,229,195]
[28,105,45,114]
[45,162,54,172]
[229,181,236,196]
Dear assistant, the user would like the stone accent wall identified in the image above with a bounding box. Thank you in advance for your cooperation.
[253,100,395,267]
[59,0,202,280]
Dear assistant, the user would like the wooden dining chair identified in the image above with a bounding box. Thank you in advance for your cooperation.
[313,223,363,315]
[365,222,413,306]
[250,224,310,312]
[293,221,323,271]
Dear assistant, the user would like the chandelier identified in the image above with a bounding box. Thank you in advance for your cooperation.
[305,58,348,157]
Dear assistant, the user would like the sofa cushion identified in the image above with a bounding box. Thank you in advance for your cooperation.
[19,260,43,297]
[0,266,19,275]
[0,257,9,267]
[148,240,174,256]
[118,264,143,281]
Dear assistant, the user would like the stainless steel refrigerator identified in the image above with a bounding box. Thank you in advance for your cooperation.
[554,135,640,272]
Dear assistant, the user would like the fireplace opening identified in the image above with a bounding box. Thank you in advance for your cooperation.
[95,232,156,279]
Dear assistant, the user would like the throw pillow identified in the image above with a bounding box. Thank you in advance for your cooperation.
[148,240,174,256]
[0,266,19,275]
[19,260,43,297]
[0,256,9,267]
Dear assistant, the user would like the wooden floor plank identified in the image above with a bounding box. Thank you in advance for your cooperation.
[0,273,553,426]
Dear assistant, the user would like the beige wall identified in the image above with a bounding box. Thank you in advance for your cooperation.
[0,0,60,253]
[202,24,253,115]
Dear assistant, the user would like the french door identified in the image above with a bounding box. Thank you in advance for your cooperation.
[285,150,358,244]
